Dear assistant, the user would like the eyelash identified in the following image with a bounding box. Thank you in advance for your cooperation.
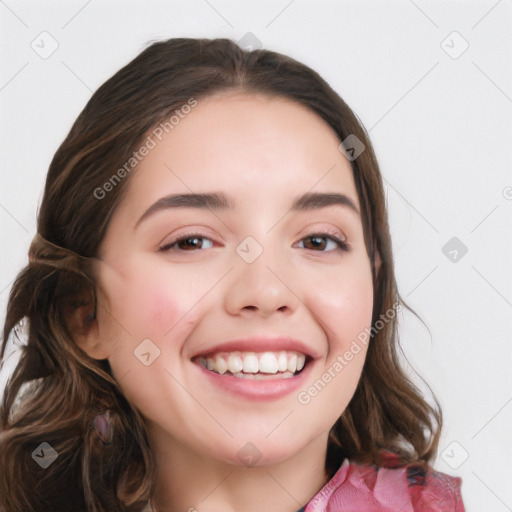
[159,231,350,253]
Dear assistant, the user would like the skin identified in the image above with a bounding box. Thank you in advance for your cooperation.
[80,92,376,512]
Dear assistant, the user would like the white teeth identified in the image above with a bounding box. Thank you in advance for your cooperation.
[215,354,228,374]
[232,371,295,380]
[277,351,288,372]
[227,353,243,374]
[233,372,254,379]
[254,371,295,380]
[287,354,297,373]
[242,353,259,373]
[259,352,278,373]
[196,350,309,377]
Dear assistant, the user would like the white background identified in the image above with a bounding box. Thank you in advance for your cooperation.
[1,1,511,510]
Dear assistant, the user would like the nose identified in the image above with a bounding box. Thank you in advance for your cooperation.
[223,248,300,318]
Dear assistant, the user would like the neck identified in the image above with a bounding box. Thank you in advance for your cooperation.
[148,426,333,512]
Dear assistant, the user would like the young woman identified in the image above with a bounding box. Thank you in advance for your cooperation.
[0,38,464,511]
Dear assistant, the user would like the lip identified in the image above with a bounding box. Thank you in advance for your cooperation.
[191,336,320,360]
[192,355,315,401]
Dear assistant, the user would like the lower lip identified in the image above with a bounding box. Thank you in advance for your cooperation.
[192,359,314,401]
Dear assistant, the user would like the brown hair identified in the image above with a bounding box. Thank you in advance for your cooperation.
[0,37,441,511]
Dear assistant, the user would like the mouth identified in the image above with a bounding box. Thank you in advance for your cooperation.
[192,350,312,380]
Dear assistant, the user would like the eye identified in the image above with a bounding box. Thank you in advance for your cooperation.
[159,234,214,252]
[297,233,349,252]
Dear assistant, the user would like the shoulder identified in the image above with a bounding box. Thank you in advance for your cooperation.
[306,453,465,512]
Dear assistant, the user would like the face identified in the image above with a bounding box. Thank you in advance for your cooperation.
[92,92,374,467]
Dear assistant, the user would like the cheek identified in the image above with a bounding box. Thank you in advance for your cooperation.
[307,261,374,347]
[98,261,196,338]
[299,264,373,425]
[97,270,194,404]
[145,290,181,332]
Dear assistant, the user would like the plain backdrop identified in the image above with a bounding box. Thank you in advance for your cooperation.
[1,1,511,510]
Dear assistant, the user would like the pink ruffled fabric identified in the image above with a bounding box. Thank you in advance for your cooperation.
[305,454,465,512]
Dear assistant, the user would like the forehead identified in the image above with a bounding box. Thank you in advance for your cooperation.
[122,92,359,213]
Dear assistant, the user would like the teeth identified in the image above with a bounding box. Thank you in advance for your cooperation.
[254,371,295,380]
[242,353,259,373]
[232,371,295,380]
[215,354,228,374]
[259,352,278,373]
[196,350,308,376]
[277,351,288,372]
[227,353,243,374]
[233,372,254,379]
[287,354,297,373]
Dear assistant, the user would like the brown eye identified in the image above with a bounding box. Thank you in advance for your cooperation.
[298,234,349,252]
[178,237,205,250]
[303,235,328,250]
[160,235,214,252]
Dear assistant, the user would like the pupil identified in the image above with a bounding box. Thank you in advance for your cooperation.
[307,236,326,250]
[180,237,201,250]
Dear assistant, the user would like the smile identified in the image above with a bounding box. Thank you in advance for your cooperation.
[193,350,309,380]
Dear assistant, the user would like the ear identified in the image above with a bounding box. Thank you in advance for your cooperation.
[66,303,110,360]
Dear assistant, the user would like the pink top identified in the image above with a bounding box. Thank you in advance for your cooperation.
[143,454,464,511]
[304,455,465,512]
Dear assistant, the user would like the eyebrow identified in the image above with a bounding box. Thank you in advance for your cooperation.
[291,192,359,215]
[135,191,359,227]
[136,192,233,226]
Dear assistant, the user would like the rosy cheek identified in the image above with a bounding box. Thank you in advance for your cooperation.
[98,264,174,335]
[147,290,181,332]
[317,277,373,347]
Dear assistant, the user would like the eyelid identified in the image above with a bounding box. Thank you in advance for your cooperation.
[296,225,350,252]
[320,226,345,240]
[300,224,347,242]
[298,233,349,252]
[157,224,349,253]
[158,229,218,251]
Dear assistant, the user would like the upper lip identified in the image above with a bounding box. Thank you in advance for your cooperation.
[191,336,320,360]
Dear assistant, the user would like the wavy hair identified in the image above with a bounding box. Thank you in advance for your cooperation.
[0,37,441,511]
